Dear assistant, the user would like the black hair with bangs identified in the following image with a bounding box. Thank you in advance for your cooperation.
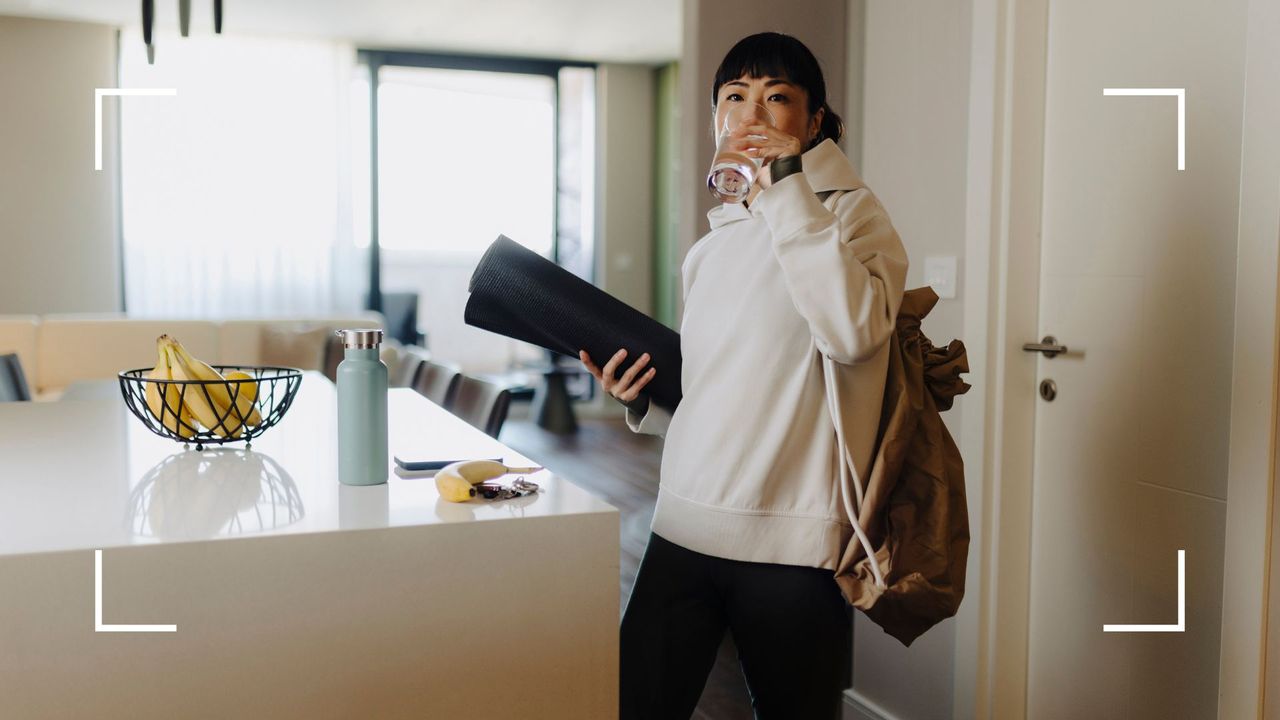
[711,32,844,149]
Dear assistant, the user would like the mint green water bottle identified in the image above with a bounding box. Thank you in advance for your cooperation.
[335,328,388,486]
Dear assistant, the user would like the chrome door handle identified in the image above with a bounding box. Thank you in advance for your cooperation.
[1022,335,1068,358]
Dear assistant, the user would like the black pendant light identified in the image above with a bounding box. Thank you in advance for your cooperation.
[142,0,154,64]
[142,0,224,63]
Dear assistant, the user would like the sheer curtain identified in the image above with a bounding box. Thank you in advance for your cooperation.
[119,28,362,317]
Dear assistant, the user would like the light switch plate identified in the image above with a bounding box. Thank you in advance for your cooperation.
[923,255,957,299]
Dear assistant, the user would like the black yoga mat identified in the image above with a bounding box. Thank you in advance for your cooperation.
[464,235,683,411]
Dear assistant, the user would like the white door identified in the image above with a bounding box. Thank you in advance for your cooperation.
[1025,0,1249,717]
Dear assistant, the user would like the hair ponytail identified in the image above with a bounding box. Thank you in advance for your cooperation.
[812,102,844,148]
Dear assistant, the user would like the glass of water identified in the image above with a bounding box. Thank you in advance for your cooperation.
[706,101,776,203]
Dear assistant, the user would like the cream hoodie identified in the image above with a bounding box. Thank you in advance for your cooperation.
[626,139,909,571]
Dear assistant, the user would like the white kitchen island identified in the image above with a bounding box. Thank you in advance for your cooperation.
[0,375,619,719]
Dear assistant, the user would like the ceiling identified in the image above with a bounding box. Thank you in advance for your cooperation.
[0,0,682,63]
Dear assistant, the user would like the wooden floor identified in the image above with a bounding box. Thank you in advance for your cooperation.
[500,414,758,720]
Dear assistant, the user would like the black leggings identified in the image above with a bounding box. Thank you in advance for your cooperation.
[620,531,853,720]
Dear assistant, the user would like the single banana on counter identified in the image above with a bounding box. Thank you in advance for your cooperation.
[436,472,477,502]
[144,339,195,439]
[445,460,542,484]
[434,460,542,503]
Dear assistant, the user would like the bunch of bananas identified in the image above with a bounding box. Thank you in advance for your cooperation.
[144,335,263,439]
[435,459,541,502]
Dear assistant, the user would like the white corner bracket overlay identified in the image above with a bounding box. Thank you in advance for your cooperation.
[1102,88,1186,170]
[94,549,177,633]
[1103,549,1186,633]
[94,88,177,171]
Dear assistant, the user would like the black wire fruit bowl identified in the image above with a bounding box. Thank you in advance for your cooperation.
[119,366,303,450]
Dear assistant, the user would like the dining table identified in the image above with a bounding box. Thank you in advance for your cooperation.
[0,372,619,719]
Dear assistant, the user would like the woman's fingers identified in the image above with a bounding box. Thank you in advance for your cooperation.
[617,353,651,389]
[579,350,603,382]
[730,135,776,159]
[729,124,801,164]
[586,348,657,401]
[600,348,627,385]
[617,367,657,402]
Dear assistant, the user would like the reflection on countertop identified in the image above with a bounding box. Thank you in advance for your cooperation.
[127,448,304,540]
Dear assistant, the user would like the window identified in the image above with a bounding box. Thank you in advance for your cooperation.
[357,52,596,373]
[375,66,555,256]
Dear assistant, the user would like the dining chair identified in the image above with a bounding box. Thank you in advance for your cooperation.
[450,375,512,438]
[413,360,462,409]
[0,353,32,402]
[392,345,431,388]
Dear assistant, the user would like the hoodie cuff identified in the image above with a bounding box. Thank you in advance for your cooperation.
[753,171,831,242]
[624,398,671,436]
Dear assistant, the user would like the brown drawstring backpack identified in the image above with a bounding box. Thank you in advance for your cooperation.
[824,286,973,647]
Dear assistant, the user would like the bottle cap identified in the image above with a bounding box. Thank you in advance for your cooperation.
[336,328,384,349]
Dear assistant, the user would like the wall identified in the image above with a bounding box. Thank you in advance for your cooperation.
[575,63,658,415]
[0,16,121,314]
[1223,0,1280,713]
[848,1,974,719]
[652,62,680,329]
[595,64,656,315]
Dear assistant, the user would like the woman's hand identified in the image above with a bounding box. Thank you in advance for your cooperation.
[729,123,803,189]
[579,349,656,404]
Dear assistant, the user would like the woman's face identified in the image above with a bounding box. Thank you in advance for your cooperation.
[714,74,820,146]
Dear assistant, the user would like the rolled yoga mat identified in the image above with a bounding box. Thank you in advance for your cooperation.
[464,235,683,411]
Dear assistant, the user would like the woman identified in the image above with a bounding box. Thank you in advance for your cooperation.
[580,32,909,719]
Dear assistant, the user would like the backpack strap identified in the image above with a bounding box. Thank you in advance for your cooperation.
[821,352,886,589]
